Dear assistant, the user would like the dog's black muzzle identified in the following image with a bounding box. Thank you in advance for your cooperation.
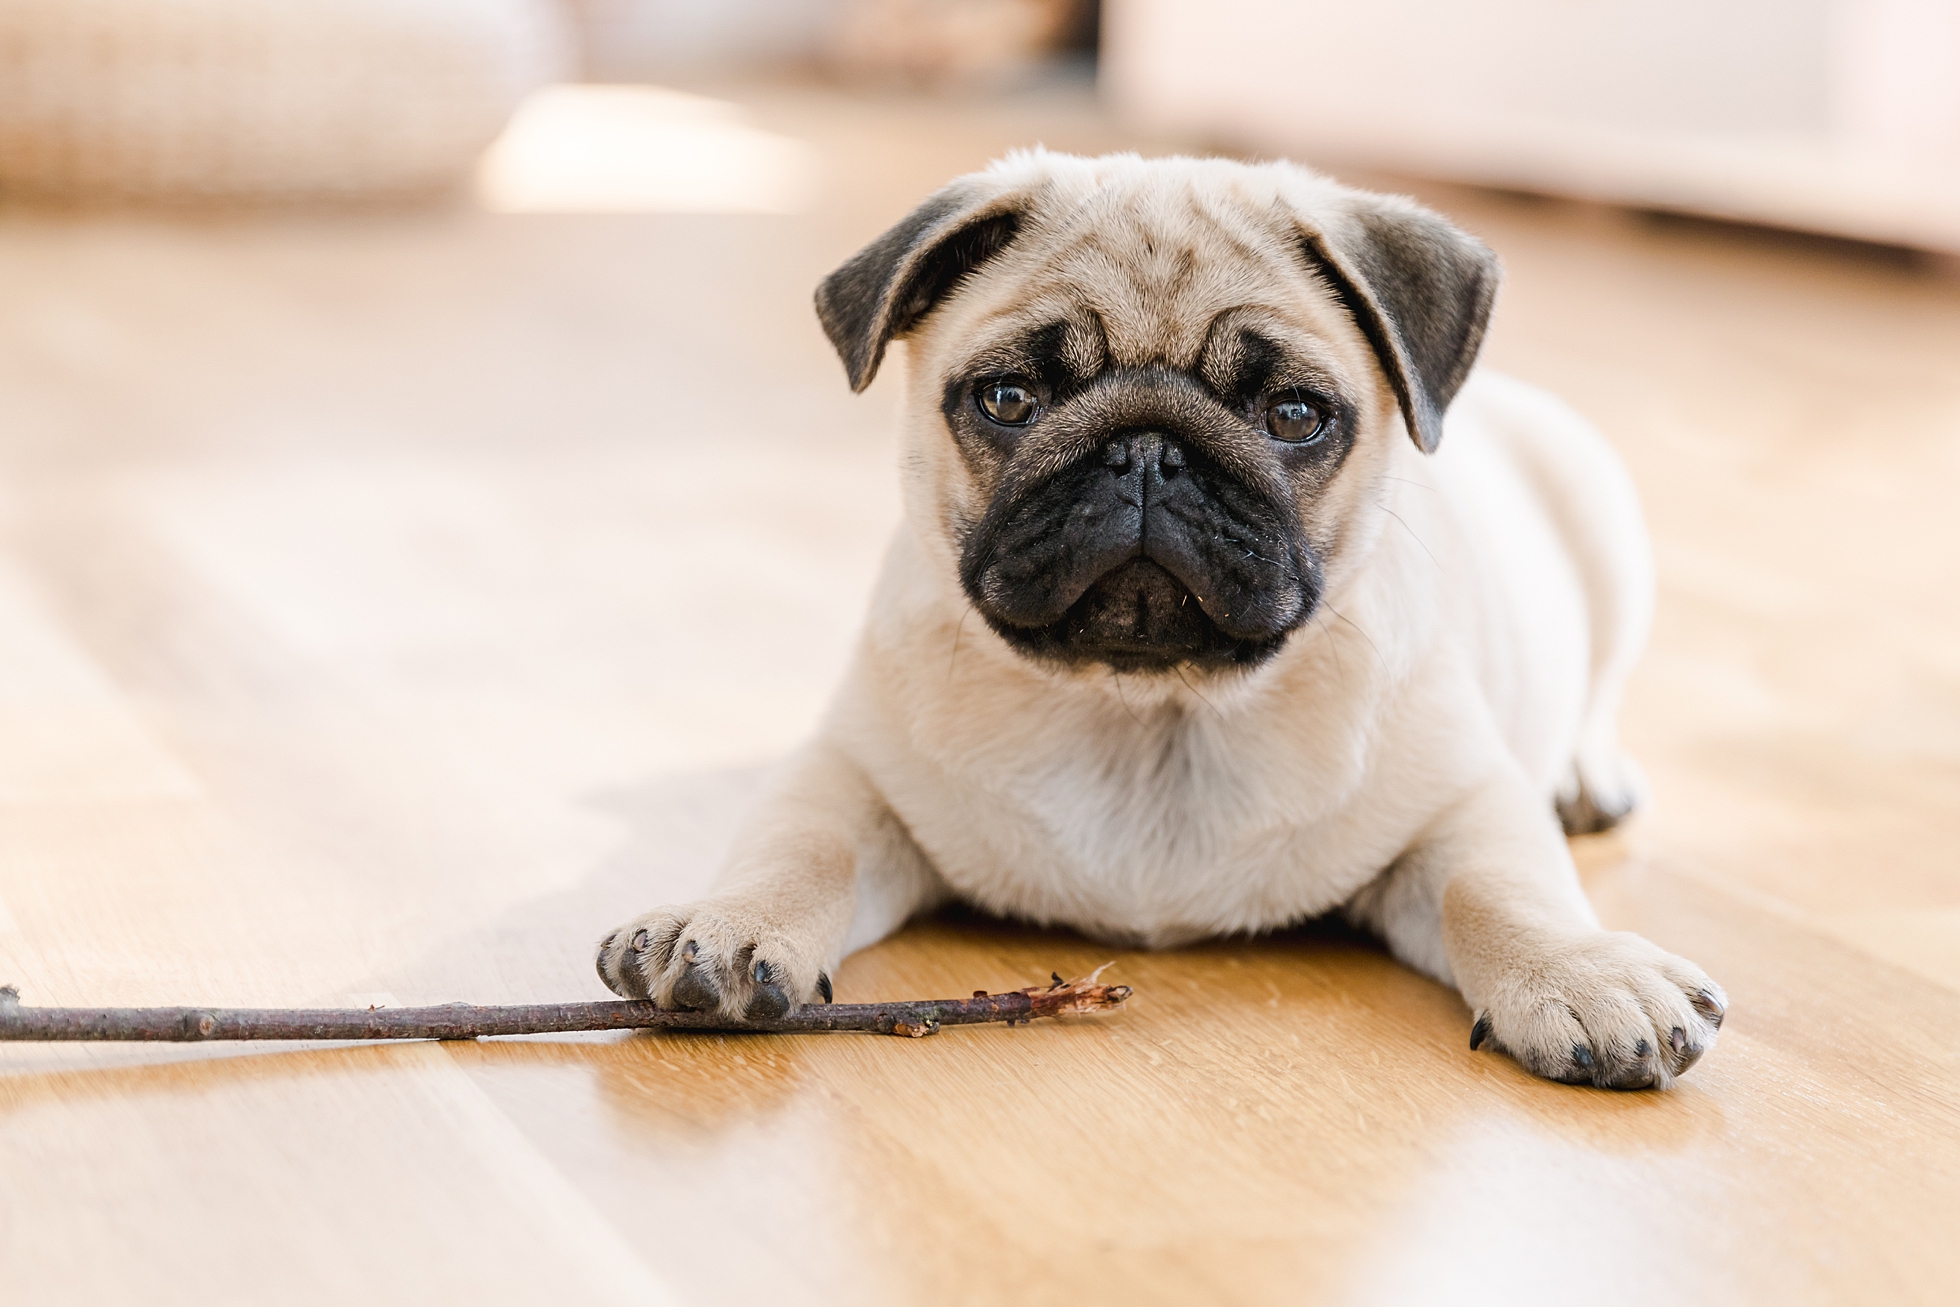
[960,425,1317,672]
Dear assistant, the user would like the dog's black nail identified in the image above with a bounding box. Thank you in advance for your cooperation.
[1692,989,1726,1027]
[1671,1026,1687,1054]
[1572,1043,1595,1069]
[631,929,648,952]
[1469,1013,1492,1050]
[1634,1038,1652,1058]
[752,959,771,985]
[682,939,699,961]
[818,972,834,1003]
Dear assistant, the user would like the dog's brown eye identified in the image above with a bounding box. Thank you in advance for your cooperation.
[1265,398,1326,444]
[978,380,1039,426]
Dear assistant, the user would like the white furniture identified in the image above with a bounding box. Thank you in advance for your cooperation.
[1103,0,1960,254]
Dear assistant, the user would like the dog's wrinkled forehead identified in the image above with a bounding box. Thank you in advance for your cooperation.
[961,169,1331,370]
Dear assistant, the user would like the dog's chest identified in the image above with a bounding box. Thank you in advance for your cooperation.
[874,692,1394,944]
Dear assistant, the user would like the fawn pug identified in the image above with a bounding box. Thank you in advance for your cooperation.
[597,151,1725,1089]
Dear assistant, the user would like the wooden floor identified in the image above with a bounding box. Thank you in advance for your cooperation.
[3,80,1959,1306]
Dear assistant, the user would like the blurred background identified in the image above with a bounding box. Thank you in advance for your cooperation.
[2,3,1959,1304]
[6,1,1958,240]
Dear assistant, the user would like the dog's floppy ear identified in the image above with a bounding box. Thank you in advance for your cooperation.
[815,179,1027,392]
[1297,196,1500,453]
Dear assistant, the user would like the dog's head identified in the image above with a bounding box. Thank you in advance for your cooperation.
[816,152,1498,675]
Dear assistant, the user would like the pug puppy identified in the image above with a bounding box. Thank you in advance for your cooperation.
[596,151,1728,1089]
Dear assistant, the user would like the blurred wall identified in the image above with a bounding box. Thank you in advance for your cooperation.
[563,0,841,78]
[1103,0,1960,253]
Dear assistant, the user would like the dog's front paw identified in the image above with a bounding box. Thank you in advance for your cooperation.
[595,898,833,1021]
[1469,931,1726,1090]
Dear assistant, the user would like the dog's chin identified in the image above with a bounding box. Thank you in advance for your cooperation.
[984,558,1295,674]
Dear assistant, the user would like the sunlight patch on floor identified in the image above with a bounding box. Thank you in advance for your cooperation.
[476,84,821,214]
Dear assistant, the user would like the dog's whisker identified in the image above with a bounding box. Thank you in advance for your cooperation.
[1324,603,1390,677]
[1380,506,1440,569]
[948,605,974,682]
[1109,671,1147,729]
[1172,663,1225,721]
[1310,609,1350,696]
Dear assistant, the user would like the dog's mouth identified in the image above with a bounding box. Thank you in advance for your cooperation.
[988,557,1291,672]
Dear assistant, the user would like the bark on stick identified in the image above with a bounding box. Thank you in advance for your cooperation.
[0,973,1130,1042]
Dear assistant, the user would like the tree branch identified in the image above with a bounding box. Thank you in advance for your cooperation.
[0,972,1131,1043]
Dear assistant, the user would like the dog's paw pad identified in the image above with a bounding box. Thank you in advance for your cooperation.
[744,960,792,1020]
[594,916,683,1001]
[668,951,723,1013]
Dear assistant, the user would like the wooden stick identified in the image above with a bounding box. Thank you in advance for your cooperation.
[0,972,1131,1042]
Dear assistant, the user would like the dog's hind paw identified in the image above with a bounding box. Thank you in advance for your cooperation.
[595,898,833,1022]
[1555,749,1647,836]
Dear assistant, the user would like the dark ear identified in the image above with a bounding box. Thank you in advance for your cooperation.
[1298,197,1500,453]
[815,180,1026,392]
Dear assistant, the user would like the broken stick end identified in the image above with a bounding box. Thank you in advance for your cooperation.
[1022,976,1133,1019]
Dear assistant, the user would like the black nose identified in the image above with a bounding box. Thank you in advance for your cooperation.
[1102,431,1187,479]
